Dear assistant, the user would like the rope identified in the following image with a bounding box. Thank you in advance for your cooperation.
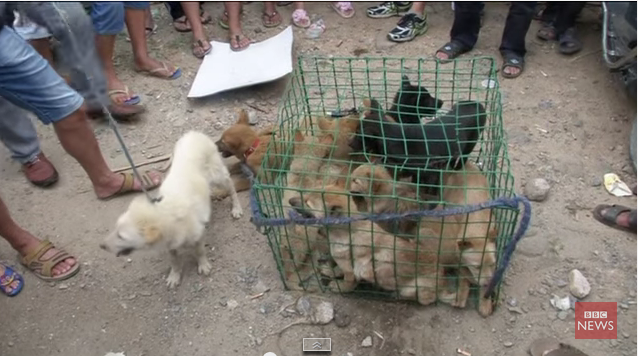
[241,163,531,300]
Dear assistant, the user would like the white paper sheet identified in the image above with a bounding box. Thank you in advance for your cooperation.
[188,26,294,98]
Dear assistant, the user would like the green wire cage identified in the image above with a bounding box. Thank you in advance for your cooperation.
[251,56,520,315]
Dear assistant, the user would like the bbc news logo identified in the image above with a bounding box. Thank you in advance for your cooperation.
[575,302,617,339]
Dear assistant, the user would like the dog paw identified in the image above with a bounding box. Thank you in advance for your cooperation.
[198,259,213,275]
[210,189,229,201]
[166,272,181,289]
[231,206,243,219]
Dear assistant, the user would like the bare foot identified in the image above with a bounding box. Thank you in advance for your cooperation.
[502,65,522,77]
[435,51,449,60]
[106,76,136,105]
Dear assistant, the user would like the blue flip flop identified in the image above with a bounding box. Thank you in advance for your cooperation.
[1,263,24,297]
[108,87,141,106]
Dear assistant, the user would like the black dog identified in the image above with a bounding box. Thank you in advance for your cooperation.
[386,75,444,124]
[350,98,487,174]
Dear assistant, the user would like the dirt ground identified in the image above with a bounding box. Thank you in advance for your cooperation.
[1,2,636,356]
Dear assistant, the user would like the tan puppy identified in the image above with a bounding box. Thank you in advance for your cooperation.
[349,163,435,235]
[101,131,243,289]
[214,109,283,198]
[315,113,362,161]
[289,185,452,305]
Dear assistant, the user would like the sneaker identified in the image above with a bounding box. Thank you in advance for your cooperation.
[367,1,413,18]
[387,12,428,42]
[22,153,59,187]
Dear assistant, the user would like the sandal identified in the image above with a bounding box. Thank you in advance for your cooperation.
[592,204,637,233]
[434,41,470,63]
[134,62,182,80]
[108,86,140,106]
[0,263,24,297]
[229,33,251,52]
[99,171,161,201]
[262,10,282,28]
[292,9,310,28]
[192,39,212,59]
[558,27,582,55]
[501,51,525,79]
[537,23,557,41]
[529,338,589,356]
[20,240,80,282]
[331,2,355,19]
[173,16,192,32]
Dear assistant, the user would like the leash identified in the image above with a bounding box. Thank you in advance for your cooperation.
[103,105,162,204]
[240,163,531,299]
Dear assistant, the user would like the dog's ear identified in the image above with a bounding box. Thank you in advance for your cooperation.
[236,109,250,126]
[457,239,473,251]
[401,75,410,87]
[436,98,444,109]
[294,129,304,143]
[142,225,162,244]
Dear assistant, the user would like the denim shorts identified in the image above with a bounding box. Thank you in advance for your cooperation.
[90,1,149,35]
[13,11,52,41]
[0,27,83,124]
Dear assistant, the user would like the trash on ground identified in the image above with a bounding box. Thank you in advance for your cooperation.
[603,173,633,197]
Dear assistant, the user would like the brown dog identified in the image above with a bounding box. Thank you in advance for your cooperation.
[315,113,362,162]
[349,163,435,236]
[348,162,497,315]
[214,109,283,199]
[289,185,453,305]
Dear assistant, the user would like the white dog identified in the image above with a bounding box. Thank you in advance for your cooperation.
[100,131,243,288]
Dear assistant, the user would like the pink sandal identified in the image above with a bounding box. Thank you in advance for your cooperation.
[292,9,310,28]
[331,2,355,18]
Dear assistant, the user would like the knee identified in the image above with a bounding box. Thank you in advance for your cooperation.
[90,2,125,35]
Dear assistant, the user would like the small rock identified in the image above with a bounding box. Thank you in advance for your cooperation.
[186,108,193,113]
[226,299,239,311]
[296,296,312,316]
[139,291,152,297]
[524,178,550,202]
[557,311,568,320]
[507,297,518,307]
[508,306,524,314]
[255,337,263,346]
[334,308,351,328]
[555,279,568,288]
[573,119,584,128]
[517,234,548,257]
[313,301,334,324]
[252,280,268,295]
[219,297,228,307]
[622,332,630,338]
[361,336,373,347]
[79,283,86,289]
[407,348,417,355]
[347,353,354,356]
[213,122,224,130]
[8,341,14,347]
[619,302,629,310]
[550,295,571,311]
[58,283,69,290]
[254,27,263,34]
[590,176,603,187]
[538,99,554,110]
[569,269,591,299]
[503,341,514,348]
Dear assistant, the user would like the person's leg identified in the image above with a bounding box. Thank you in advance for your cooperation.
[553,2,585,48]
[0,26,161,199]
[435,1,484,60]
[499,2,536,77]
[224,2,250,51]
[291,2,310,28]
[387,1,427,43]
[125,2,181,79]
[0,100,59,187]
[263,2,282,28]
[0,193,76,277]
[90,2,139,105]
[182,1,211,58]
[167,1,191,31]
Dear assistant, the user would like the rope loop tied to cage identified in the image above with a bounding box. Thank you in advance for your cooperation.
[241,163,531,298]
